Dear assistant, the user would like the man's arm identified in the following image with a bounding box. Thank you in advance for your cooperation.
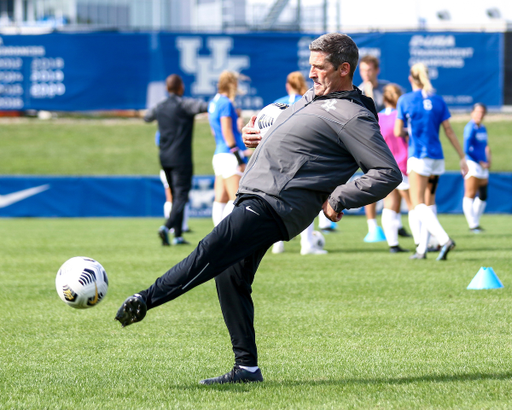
[182,98,209,116]
[328,115,402,213]
[143,106,157,123]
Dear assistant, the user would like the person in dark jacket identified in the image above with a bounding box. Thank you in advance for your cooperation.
[117,33,402,385]
[144,74,208,246]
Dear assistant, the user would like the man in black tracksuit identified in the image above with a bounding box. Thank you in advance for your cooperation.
[117,34,402,384]
[144,74,208,245]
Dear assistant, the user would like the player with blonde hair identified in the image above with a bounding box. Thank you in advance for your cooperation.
[208,71,247,226]
[395,63,468,260]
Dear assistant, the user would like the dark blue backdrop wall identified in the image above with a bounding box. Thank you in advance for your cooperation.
[1,174,511,218]
[0,31,503,111]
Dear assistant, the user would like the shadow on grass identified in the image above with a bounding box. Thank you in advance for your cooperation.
[169,371,512,391]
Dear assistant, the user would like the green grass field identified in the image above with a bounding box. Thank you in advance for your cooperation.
[1,115,511,176]
[1,215,511,409]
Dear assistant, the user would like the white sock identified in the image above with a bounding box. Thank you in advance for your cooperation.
[408,209,421,245]
[318,211,331,229]
[300,222,315,249]
[239,365,259,372]
[473,197,487,227]
[396,212,403,229]
[463,196,478,229]
[367,218,378,232]
[164,201,172,218]
[212,201,226,226]
[221,200,235,220]
[429,204,437,215]
[382,208,399,247]
[415,203,450,254]
[182,203,190,231]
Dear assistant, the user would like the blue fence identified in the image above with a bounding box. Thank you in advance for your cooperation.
[0,31,503,111]
[1,173,510,218]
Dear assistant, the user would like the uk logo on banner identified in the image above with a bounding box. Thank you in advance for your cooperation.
[176,36,250,96]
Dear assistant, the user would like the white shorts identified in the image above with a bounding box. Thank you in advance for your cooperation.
[396,173,409,191]
[212,153,243,179]
[465,159,489,180]
[159,169,169,189]
[407,157,445,177]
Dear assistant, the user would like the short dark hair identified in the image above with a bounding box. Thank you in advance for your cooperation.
[472,102,487,114]
[309,33,359,79]
[166,74,183,94]
[360,55,380,69]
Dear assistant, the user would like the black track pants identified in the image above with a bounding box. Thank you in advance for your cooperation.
[162,166,192,238]
[139,196,286,366]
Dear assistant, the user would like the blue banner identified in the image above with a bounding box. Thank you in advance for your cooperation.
[1,173,511,218]
[0,31,503,111]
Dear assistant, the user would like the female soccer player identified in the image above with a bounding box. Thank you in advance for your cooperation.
[208,71,247,226]
[395,63,468,260]
[462,103,491,232]
[378,84,413,253]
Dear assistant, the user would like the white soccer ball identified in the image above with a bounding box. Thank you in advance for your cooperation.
[312,230,326,248]
[56,257,109,309]
[255,102,289,138]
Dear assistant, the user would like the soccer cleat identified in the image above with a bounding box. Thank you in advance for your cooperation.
[436,239,456,261]
[115,294,147,328]
[158,226,170,246]
[172,236,190,245]
[409,252,426,260]
[300,245,328,255]
[199,364,263,385]
[470,226,484,233]
[389,245,409,253]
[398,227,412,237]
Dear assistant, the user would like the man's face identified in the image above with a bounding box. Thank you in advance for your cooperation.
[359,61,378,83]
[309,51,344,96]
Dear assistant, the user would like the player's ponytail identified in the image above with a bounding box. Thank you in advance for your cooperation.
[217,70,238,102]
[410,63,433,94]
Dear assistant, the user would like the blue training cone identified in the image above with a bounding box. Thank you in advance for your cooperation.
[364,226,386,243]
[467,267,504,290]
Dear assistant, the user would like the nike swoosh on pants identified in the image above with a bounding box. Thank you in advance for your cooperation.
[0,184,51,208]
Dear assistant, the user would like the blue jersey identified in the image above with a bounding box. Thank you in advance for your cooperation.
[464,120,488,163]
[396,90,451,160]
[208,93,246,155]
[274,94,302,105]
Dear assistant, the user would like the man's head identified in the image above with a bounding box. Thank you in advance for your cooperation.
[308,33,358,96]
[359,55,380,84]
[166,74,184,96]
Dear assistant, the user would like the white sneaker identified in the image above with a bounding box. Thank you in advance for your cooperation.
[300,245,328,255]
[272,241,285,254]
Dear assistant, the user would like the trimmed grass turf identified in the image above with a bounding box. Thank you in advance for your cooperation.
[1,214,511,409]
[1,115,512,176]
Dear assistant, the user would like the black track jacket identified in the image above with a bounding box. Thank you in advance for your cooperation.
[237,87,402,240]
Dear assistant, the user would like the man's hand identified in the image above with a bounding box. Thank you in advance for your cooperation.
[242,116,262,148]
[322,200,344,222]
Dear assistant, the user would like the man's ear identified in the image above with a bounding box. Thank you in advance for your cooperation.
[339,62,351,78]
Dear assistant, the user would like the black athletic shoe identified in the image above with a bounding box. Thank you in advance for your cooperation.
[158,226,170,246]
[115,294,147,328]
[470,226,484,233]
[199,364,264,385]
[389,245,409,253]
[427,244,441,252]
[436,239,456,261]
[409,252,426,260]
[398,227,412,237]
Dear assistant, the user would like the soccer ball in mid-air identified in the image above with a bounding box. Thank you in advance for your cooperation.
[56,257,109,309]
[255,102,289,138]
